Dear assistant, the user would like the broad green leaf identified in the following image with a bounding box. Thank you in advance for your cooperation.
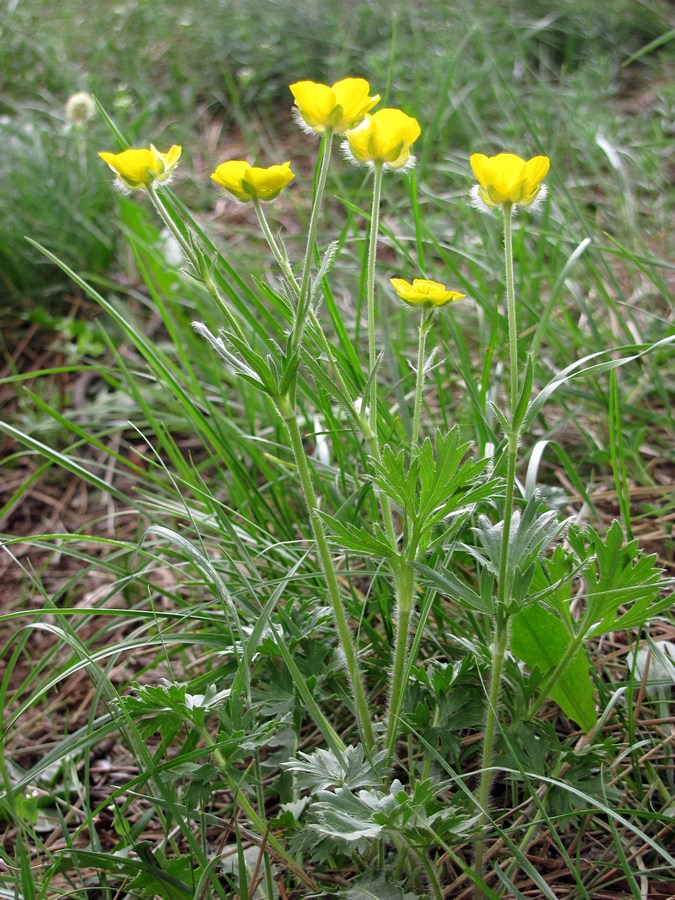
[511,604,597,732]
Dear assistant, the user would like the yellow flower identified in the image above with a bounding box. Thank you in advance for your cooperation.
[98,144,181,190]
[289,77,380,134]
[391,278,465,309]
[469,152,550,209]
[210,160,295,202]
[344,109,421,170]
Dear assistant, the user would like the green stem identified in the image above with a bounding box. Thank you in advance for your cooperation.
[412,309,433,450]
[366,162,384,439]
[291,129,335,351]
[503,203,518,416]
[148,185,245,342]
[473,202,519,897]
[252,752,275,898]
[416,847,444,900]
[252,196,299,292]
[497,202,520,611]
[385,556,415,764]
[278,396,375,750]
[473,610,509,895]
[198,728,283,859]
[255,182,398,551]
[360,162,398,548]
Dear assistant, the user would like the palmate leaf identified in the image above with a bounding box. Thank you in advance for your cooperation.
[281,744,388,792]
[320,514,398,562]
[308,779,477,856]
[310,786,393,851]
[568,521,669,637]
[511,605,597,732]
[414,561,493,614]
[368,443,416,513]
[466,501,569,611]
[368,428,494,549]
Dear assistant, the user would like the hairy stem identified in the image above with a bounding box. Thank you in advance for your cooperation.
[473,609,509,893]
[148,184,245,342]
[412,309,433,450]
[385,556,415,764]
[278,396,375,750]
[366,162,384,439]
[473,202,519,896]
[254,197,398,549]
[291,129,335,351]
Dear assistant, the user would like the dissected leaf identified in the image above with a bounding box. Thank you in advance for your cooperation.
[569,522,669,637]
[282,744,388,792]
[320,514,398,561]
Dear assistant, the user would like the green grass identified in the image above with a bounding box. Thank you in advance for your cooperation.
[1,0,673,896]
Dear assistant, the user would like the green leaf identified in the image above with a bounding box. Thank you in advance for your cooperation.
[512,351,534,432]
[467,501,568,610]
[511,605,597,732]
[14,791,39,826]
[414,561,493,614]
[568,521,669,637]
[320,513,398,562]
[310,785,393,848]
[282,744,388,792]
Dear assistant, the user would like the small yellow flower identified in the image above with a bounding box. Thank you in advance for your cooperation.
[98,144,181,191]
[469,152,550,210]
[289,77,380,134]
[344,109,421,171]
[391,278,465,309]
[210,160,295,202]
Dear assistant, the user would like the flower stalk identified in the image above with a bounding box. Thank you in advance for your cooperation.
[366,162,384,438]
[277,394,375,751]
[473,200,521,895]
[148,184,246,343]
[291,129,335,351]
[412,308,434,449]
[384,555,415,764]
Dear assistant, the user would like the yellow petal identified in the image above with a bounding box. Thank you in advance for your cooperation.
[289,81,336,131]
[211,160,252,201]
[347,108,420,168]
[245,162,295,200]
[99,148,159,187]
[163,145,183,168]
[331,77,380,129]
[470,151,550,207]
[390,277,413,297]
[99,144,181,190]
[391,277,464,308]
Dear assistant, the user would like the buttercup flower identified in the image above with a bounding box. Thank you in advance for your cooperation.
[344,109,421,170]
[210,160,295,202]
[469,152,550,210]
[98,144,181,191]
[289,78,380,134]
[391,278,465,309]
